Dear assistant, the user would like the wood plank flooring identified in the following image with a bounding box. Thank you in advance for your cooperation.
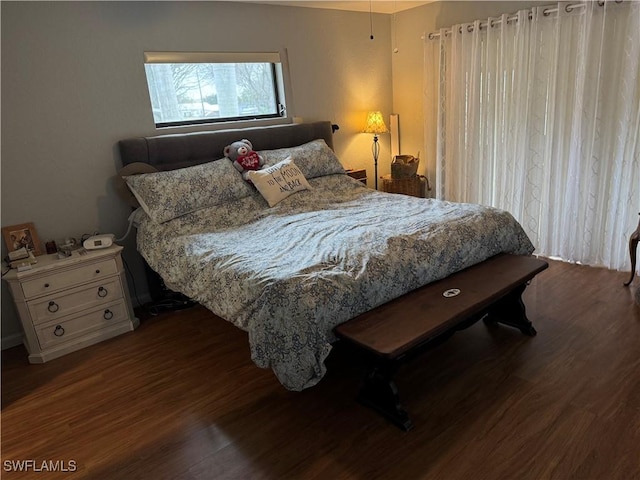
[2,258,639,479]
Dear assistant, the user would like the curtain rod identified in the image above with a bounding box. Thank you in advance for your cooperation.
[424,0,620,40]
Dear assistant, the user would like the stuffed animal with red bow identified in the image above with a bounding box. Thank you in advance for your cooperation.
[224,139,265,181]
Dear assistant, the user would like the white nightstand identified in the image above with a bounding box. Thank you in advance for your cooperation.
[3,244,139,363]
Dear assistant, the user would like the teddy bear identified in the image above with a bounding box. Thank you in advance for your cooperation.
[223,139,265,181]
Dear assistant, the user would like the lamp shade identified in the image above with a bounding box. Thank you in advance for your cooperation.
[362,111,389,134]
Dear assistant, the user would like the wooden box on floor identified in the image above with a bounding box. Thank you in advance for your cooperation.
[380,174,427,198]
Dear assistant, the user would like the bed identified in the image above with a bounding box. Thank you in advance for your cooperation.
[117,121,535,392]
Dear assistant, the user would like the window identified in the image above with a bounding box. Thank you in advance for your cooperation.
[144,52,288,128]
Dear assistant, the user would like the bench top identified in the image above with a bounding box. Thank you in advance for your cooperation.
[334,254,548,359]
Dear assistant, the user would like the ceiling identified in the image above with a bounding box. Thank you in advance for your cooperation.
[233,1,433,14]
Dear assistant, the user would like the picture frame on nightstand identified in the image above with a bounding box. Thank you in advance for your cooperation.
[2,222,42,256]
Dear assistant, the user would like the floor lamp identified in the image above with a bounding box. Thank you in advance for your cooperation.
[363,111,389,190]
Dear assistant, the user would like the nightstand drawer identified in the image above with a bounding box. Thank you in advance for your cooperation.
[28,277,123,325]
[346,169,367,186]
[36,300,129,349]
[21,259,118,299]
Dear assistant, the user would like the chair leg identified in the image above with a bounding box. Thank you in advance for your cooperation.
[624,214,640,286]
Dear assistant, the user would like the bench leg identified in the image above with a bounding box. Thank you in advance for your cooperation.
[483,283,537,336]
[357,363,414,432]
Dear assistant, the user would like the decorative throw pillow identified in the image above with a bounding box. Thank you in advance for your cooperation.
[124,158,253,223]
[246,157,311,207]
[258,139,345,179]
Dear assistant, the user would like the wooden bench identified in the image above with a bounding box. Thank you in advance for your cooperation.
[334,253,548,431]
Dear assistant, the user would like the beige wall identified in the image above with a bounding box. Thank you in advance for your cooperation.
[391,1,549,189]
[0,1,392,343]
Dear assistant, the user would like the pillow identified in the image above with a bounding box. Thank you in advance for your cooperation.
[124,158,254,223]
[258,139,345,179]
[116,162,159,208]
[246,157,311,207]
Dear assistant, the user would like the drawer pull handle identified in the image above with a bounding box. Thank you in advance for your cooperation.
[54,325,65,337]
[47,301,60,313]
[97,286,108,298]
[103,309,114,320]
[96,269,101,274]
[44,283,50,288]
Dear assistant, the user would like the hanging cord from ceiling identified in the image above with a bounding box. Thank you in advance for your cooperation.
[393,0,399,52]
[369,0,374,39]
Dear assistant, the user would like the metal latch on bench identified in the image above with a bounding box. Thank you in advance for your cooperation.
[442,288,461,297]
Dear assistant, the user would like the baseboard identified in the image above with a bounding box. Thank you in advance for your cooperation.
[2,332,23,351]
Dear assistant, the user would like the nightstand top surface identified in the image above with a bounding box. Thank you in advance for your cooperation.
[3,244,123,281]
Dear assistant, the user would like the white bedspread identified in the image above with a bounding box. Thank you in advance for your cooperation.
[135,174,534,390]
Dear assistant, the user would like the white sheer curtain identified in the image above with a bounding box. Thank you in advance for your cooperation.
[424,1,640,271]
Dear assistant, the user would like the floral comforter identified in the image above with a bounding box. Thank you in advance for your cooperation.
[135,174,534,390]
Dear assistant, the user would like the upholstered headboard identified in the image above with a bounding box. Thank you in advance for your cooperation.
[118,121,335,171]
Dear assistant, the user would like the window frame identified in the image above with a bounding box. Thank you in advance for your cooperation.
[143,50,292,129]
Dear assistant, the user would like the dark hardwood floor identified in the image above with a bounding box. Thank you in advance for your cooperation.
[2,258,639,479]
